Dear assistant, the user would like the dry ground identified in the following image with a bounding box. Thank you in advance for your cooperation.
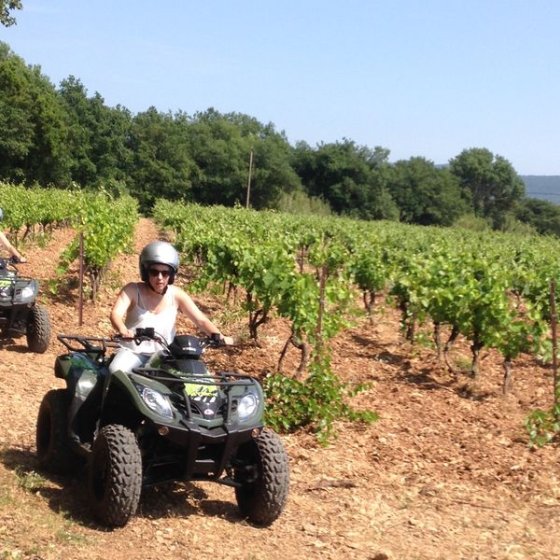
[0,218,559,560]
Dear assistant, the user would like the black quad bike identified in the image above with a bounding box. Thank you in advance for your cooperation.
[36,328,290,528]
[0,256,51,353]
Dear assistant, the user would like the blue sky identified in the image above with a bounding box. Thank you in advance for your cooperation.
[1,0,559,175]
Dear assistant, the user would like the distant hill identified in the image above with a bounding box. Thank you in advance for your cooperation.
[521,175,560,203]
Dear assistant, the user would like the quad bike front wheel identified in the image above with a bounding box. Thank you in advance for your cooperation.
[88,424,142,528]
[36,389,82,474]
[27,304,51,353]
[233,428,290,526]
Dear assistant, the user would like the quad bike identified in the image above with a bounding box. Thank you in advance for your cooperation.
[0,256,51,353]
[36,328,290,528]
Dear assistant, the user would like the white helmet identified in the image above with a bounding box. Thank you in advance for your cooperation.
[139,241,180,284]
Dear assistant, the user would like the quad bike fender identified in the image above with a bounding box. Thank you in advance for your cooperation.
[55,352,106,382]
[56,353,108,442]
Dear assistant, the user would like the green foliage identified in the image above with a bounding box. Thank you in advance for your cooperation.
[0,1,22,27]
[516,197,560,237]
[1,183,81,241]
[292,140,399,221]
[58,76,133,188]
[69,192,138,299]
[449,148,525,230]
[525,370,560,447]
[2,184,138,300]
[501,214,538,236]
[348,238,390,317]
[15,468,46,493]
[0,43,71,185]
[274,189,332,216]
[188,108,301,210]
[264,355,378,445]
[127,108,194,213]
[452,213,492,231]
[156,200,560,380]
[387,157,468,226]
[525,407,560,448]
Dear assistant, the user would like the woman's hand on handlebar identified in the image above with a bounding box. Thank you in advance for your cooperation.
[116,329,135,339]
[209,333,234,346]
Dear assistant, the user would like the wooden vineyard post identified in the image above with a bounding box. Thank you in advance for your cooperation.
[79,231,84,326]
[550,279,559,419]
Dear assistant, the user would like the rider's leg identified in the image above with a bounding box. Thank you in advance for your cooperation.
[108,348,149,374]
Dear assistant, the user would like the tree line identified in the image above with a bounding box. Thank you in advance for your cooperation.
[1,40,559,236]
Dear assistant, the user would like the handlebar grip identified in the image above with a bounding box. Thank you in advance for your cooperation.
[209,333,226,347]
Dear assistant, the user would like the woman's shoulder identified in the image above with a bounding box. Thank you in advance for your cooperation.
[169,284,191,304]
[168,284,182,300]
[122,281,141,296]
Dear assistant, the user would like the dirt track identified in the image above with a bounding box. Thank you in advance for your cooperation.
[1,218,559,560]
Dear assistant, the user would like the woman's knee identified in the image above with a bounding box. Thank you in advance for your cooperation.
[109,349,142,373]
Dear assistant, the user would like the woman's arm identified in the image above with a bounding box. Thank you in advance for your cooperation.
[0,231,26,262]
[110,284,135,337]
[175,288,233,344]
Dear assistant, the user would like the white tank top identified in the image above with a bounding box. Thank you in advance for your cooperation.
[120,283,178,354]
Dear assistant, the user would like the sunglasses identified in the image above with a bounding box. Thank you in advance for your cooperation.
[148,268,171,278]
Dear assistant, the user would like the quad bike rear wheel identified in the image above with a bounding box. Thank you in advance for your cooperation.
[88,424,142,528]
[36,389,82,474]
[27,304,51,353]
[233,428,290,526]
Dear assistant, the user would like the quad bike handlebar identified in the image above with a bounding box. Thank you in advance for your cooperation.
[57,329,226,357]
[132,327,225,347]
[115,327,227,353]
[0,256,20,270]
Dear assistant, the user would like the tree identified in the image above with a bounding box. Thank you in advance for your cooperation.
[387,157,468,226]
[516,198,560,237]
[187,109,255,206]
[59,77,133,188]
[0,0,22,27]
[58,76,97,185]
[0,42,71,185]
[127,107,194,212]
[246,123,301,209]
[91,100,134,187]
[292,140,398,220]
[0,44,34,180]
[449,148,525,229]
[187,109,300,209]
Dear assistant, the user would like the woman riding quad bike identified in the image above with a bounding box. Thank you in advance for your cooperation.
[36,242,289,527]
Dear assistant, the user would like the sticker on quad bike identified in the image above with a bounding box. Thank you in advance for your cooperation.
[0,278,14,298]
[184,382,218,400]
[183,382,220,417]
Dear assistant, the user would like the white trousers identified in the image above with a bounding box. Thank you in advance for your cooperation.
[109,347,151,374]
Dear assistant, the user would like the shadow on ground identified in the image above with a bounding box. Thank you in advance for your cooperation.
[0,447,245,529]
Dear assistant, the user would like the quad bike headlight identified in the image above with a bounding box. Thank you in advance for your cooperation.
[140,387,174,420]
[237,393,259,422]
[20,285,35,301]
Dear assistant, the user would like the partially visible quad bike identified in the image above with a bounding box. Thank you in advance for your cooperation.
[36,328,290,528]
[0,256,51,353]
